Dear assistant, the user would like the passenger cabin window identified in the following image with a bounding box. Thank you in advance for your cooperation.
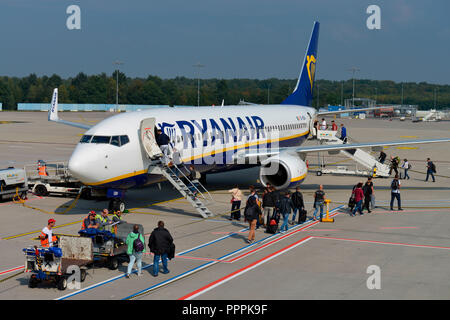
[91,136,111,144]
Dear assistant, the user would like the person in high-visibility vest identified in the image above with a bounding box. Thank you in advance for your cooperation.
[81,211,100,230]
[39,219,58,247]
[111,211,124,234]
[96,209,111,231]
[37,161,48,176]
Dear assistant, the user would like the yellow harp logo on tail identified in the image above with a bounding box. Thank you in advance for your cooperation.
[306,55,316,92]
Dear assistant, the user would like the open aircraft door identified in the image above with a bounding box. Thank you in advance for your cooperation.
[140,118,163,159]
[307,112,315,138]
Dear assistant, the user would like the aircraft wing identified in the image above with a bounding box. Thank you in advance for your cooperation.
[318,106,386,116]
[293,138,450,153]
[237,138,450,161]
[48,88,92,130]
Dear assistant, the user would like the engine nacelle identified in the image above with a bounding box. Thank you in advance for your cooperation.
[259,153,308,189]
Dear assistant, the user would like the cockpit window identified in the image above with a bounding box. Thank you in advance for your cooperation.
[120,135,130,146]
[80,135,92,143]
[80,134,129,146]
[110,136,120,147]
[91,136,111,144]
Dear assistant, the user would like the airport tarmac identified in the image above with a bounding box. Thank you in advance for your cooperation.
[1,111,450,300]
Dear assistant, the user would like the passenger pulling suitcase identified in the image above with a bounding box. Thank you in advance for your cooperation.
[266,209,280,234]
[297,209,307,224]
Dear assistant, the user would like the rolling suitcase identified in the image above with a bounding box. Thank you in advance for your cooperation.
[298,209,307,224]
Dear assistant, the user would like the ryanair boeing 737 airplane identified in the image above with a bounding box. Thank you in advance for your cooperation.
[48,22,450,211]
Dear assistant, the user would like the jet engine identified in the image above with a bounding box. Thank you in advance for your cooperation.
[259,153,308,189]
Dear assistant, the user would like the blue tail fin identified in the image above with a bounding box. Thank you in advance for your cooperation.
[282,21,320,106]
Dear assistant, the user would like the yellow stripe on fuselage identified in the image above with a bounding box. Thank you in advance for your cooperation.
[85,130,309,186]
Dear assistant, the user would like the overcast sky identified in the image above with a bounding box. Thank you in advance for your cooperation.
[0,0,449,84]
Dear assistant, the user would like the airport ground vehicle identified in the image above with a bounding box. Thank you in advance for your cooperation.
[25,161,104,199]
[23,236,92,290]
[78,222,143,270]
[0,167,28,201]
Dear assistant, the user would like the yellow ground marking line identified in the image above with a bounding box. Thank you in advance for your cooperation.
[400,136,418,138]
[2,220,83,240]
[396,147,418,150]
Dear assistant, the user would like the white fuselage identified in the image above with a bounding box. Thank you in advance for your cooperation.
[68,104,316,189]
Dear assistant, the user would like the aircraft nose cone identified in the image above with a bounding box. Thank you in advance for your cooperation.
[68,148,92,183]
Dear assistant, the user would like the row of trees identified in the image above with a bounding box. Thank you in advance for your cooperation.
[0,73,449,110]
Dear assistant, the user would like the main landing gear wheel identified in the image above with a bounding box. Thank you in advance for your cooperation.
[316,171,323,176]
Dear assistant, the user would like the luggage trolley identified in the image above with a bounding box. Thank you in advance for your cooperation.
[23,236,93,290]
[78,222,144,270]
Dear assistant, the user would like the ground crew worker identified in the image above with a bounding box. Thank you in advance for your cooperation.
[112,210,124,224]
[81,211,100,230]
[39,219,57,247]
[37,160,48,176]
[96,209,111,231]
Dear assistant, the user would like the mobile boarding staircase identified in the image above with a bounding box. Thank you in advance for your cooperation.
[148,160,214,218]
[315,130,390,178]
[139,118,214,218]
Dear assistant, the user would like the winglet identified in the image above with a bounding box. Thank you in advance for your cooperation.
[282,21,320,107]
[48,88,59,122]
[47,88,92,130]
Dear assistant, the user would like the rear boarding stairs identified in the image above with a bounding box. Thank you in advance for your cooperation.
[314,130,390,178]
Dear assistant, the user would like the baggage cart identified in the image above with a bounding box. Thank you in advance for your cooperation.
[23,235,93,290]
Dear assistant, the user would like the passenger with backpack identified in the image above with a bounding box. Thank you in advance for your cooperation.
[390,175,403,211]
[125,224,145,278]
[426,158,436,182]
[149,221,174,277]
[401,159,411,180]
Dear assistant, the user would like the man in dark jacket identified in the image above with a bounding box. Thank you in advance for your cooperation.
[290,187,305,225]
[148,221,174,277]
[278,192,293,233]
[262,187,275,227]
[156,129,171,165]
[362,181,373,213]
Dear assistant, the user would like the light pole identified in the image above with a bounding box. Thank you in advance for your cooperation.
[348,67,360,107]
[434,88,437,109]
[113,60,124,111]
[193,63,205,106]
[267,83,270,104]
[375,87,378,103]
[401,83,404,105]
